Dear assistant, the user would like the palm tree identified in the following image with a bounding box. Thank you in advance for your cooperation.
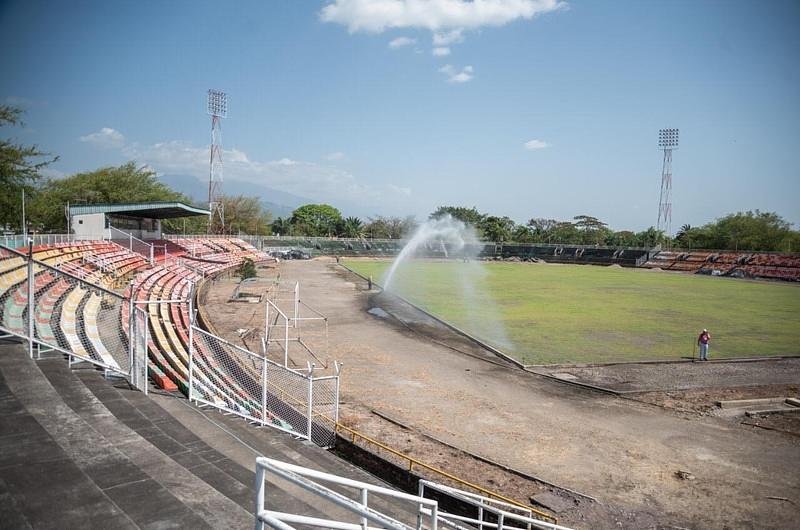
[341,216,364,239]
[675,224,692,249]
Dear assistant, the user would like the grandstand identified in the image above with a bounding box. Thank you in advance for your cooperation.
[644,249,800,281]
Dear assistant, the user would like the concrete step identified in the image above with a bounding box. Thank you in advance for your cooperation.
[0,366,139,529]
[0,346,251,529]
[71,366,329,521]
[151,392,420,522]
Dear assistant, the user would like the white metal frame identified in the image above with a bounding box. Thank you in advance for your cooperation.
[418,481,571,530]
[0,241,146,385]
[255,457,439,530]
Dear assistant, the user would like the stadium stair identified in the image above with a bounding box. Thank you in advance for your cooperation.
[0,341,416,527]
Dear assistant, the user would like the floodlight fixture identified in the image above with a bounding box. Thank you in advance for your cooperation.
[207,89,228,118]
[658,128,679,148]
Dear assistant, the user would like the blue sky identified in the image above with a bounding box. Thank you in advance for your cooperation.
[2,0,798,231]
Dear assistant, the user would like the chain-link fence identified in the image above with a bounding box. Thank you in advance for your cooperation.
[0,242,148,386]
[189,323,340,447]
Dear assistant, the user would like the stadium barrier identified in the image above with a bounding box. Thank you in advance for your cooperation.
[0,241,148,392]
[254,457,571,530]
[188,285,340,447]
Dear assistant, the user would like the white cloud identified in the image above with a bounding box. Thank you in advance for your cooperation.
[320,0,565,33]
[439,64,474,83]
[524,139,549,150]
[80,127,126,149]
[388,36,416,48]
[432,47,451,57]
[433,29,464,45]
[121,140,383,205]
[327,151,346,161]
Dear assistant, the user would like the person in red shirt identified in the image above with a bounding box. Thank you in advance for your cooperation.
[697,329,711,361]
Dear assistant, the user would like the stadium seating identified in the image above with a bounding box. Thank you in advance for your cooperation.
[646,249,800,281]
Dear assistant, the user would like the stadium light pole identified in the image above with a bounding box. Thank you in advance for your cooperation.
[657,128,679,245]
[207,89,227,234]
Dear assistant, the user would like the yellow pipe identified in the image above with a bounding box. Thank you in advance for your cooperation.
[335,423,557,524]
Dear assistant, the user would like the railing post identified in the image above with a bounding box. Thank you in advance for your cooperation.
[261,358,268,427]
[128,281,136,383]
[360,488,368,530]
[307,374,313,442]
[26,239,34,359]
[188,284,195,402]
[283,316,289,368]
[254,462,266,530]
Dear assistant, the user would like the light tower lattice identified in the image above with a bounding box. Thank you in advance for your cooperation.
[207,89,227,234]
[657,128,678,240]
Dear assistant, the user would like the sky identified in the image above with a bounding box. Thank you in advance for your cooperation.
[1,0,798,231]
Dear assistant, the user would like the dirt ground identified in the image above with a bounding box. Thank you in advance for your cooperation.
[204,258,800,530]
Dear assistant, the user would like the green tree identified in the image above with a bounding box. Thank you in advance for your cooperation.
[220,195,272,236]
[289,204,342,236]
[30,162,186,231]
[512,224,535,243]
[573,215,610,245]
[270,217,292,236]
[478,216,516,242]
[635,227,666,248]
[338,216,364,238]
[0,105,58,230]
[429,206,485,227]
[364,215,417,239]
[527,218,560,243]
[550,221,581,244]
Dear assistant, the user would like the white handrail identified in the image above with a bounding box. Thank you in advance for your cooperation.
[419,480,572,530]
[254,457,438,530]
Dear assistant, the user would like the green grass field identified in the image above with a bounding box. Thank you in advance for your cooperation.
[344,259,800,365]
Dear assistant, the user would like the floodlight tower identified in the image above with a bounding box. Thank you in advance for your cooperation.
[207,89,227,234]
[657,128,679,240]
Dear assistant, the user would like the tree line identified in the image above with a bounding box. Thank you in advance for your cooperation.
[2,104,798,252]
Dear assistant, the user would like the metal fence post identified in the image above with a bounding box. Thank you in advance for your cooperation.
[254,462,266,530]
[261,357,268,427]
[188,284,195,402]
[26,239,34,359]
[128,282,136,384]
[307,372,314,442]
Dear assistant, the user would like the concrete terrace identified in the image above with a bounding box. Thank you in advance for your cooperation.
[0,340,414,529]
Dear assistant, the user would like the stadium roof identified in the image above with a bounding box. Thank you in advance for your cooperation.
[68,201,210,219]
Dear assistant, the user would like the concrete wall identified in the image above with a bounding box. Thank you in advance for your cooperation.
[71,213,106,239]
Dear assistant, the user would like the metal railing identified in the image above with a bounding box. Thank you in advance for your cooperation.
[255,457,440,530]
[188,287,340,447]
[108,226,154,264]
[0,241,148,389]
[254,458,573,530]
[419,481,572,530]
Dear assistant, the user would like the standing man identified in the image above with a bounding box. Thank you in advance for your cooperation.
[697,328,711,361]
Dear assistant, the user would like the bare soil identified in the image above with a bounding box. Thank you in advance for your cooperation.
[204,259,800,530]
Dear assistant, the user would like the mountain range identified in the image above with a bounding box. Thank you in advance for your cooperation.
[158,174,310,219]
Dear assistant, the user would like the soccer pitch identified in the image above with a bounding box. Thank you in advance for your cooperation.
[344,259,800,365]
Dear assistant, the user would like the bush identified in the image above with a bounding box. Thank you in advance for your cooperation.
[238,258,256,279]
